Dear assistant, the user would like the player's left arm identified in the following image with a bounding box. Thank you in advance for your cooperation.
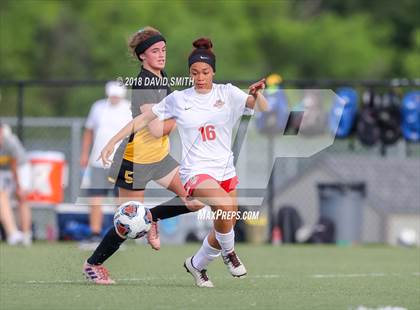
[100,110,158,166]
[246,78,269,112]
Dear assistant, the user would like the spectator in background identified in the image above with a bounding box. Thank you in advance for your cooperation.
[0,123,32,246]
[79,82,132,249]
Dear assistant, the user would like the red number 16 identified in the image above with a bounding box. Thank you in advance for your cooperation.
[199,125,216,142]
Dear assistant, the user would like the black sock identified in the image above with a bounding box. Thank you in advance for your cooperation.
[150,196,192,221]
[87,227,126,265]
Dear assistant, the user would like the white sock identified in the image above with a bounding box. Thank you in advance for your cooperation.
[7,230,23,245]
[215,229,235,256]
[22,232,32,246]
[192,236,221,271]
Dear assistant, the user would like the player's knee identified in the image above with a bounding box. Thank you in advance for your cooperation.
[223,195,235,209]
[211,197,234,212]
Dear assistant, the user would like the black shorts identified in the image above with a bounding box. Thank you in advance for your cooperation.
[111,154,178,191]
[84,187,119,197]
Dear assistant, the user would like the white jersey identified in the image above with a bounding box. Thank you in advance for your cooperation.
[152,83,250,184]
[85,99,132,167]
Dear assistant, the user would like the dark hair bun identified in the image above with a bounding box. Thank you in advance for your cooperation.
[193,38,213,50]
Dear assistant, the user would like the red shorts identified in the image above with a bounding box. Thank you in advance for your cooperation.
[184,174,239,196]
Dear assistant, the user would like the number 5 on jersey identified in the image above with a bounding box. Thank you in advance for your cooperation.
[199,125,216,142]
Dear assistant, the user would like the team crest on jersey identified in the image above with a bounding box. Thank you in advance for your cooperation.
[214,99,225,108]
[121,204,138,219]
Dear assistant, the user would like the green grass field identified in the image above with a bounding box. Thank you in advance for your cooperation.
[1,242,419,310]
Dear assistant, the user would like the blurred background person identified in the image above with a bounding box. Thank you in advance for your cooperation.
[79,82,132,249]
[0,123,32,246]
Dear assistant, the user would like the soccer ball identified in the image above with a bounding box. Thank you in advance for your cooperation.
[113,201,152,239]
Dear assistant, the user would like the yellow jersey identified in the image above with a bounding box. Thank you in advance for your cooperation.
[123,67,171,164]
[123,129,169,164]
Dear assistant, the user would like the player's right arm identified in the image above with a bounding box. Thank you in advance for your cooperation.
[80,128,93,168]
[81,102,99,167]
[100,93,176,166]
[140,104,176,137]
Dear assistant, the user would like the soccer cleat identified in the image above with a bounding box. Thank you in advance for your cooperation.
[83,261,115,285]
[147,221,160,250]
[222,251,247,278]
[183,256,214,288]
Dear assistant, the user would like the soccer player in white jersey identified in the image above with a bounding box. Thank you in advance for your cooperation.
[100,37,268,287]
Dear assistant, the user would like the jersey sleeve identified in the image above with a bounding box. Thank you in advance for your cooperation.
[152,92,176,121]
[228,84,250,122]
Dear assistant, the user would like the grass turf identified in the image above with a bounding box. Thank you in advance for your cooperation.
[0,242,419,310]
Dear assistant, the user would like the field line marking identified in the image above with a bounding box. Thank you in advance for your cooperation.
[26,280,85,284]
[310,272,419,278]
[22,272,419,284]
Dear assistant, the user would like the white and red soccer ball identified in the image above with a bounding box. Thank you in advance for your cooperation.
[113,201,152,239]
